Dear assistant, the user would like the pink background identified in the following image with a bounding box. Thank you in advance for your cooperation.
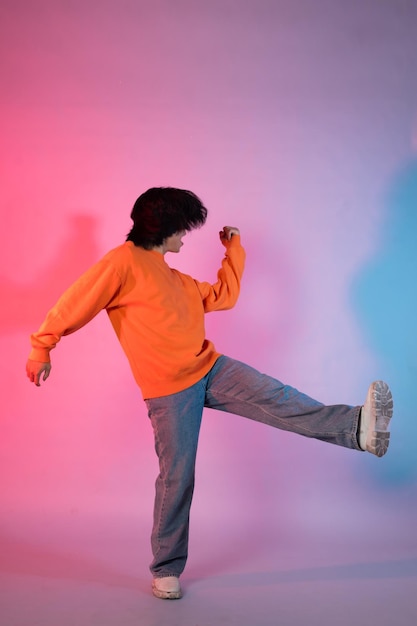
[1,1,416,624]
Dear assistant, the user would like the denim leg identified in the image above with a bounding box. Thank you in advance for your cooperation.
[145,379,206,577]
[205,356,362,450]
[145,356,362,577]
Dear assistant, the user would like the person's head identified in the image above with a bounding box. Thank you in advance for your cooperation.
[126,187,208,250]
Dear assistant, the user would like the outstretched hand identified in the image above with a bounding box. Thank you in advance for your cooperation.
[26,359,51,386]
[219,226,240,245]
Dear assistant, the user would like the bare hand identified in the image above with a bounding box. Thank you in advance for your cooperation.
[219,226,240,244]
[26,359,51,386]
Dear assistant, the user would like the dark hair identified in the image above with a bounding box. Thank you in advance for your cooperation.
[126,187,208,249]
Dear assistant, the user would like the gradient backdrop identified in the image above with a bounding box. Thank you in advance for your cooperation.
[1,1,416,624]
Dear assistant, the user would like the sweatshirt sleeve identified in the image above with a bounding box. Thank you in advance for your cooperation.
[195,235,246,312]
[29,257,123,362]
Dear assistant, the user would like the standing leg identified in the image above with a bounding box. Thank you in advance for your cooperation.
[205,356,362,450]
[145,379,205,580]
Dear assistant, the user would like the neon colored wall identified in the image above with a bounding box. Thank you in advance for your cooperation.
[1,0,416,545]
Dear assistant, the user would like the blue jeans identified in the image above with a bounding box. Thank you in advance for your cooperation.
[145,355,362,578]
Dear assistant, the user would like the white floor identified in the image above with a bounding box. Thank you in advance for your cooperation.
[1,509,416,626]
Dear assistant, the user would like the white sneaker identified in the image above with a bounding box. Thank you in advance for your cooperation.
[152,576,182,600]
[359,381,393,457]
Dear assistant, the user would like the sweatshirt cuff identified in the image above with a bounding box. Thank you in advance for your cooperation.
[29,347,51,362]
[226,234,242,248]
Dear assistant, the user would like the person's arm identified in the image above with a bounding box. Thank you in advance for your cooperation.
[26,256,122,386]
[195,226,246,312]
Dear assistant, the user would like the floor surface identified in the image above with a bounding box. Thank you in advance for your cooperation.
[1,510,416,626]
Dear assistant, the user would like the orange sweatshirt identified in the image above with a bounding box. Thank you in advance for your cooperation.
[29,235,245,398]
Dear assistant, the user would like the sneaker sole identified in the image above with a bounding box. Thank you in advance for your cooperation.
[366,381,393,457]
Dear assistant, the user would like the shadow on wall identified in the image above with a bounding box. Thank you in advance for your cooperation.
[0,214,100,333]
[351,157,417,486]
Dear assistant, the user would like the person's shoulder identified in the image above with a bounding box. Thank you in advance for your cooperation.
[102,241,134,262]
[96,242,136,278]
[105,241,161,272]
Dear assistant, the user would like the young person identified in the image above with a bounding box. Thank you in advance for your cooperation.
[26,187,393,600]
